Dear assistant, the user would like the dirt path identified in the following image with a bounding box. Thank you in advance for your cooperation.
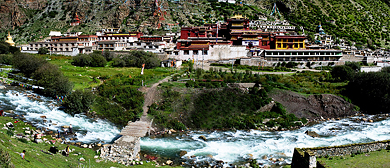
[140,76,171,122]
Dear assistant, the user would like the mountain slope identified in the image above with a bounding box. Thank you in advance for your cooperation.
[1,0,390,49]
[284,0,390,48]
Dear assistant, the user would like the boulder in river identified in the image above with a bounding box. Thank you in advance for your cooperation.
[199,135,207,141]
[179,150,187,157]
[305,130,320,138]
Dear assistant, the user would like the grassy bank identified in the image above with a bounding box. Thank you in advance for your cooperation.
[45,55,176,90]
[0,116,161,168]
[317,149,390,168]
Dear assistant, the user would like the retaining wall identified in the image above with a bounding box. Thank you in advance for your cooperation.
[292,139,390,168]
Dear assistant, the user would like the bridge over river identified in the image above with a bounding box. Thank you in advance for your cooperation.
[112,75,171,145]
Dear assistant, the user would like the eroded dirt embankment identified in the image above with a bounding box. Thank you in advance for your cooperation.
[269,89,356,119]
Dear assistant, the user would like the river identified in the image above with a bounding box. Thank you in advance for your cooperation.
[1,85,390,166]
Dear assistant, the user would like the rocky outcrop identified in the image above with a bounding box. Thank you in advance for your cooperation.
[305,130,319,138]
[269,90,356,119]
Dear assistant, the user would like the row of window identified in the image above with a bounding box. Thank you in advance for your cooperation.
[265,57,340,61]
[277,39,304,42]
[276,43,304,48]
[266,52,341,56]
[183,50,208,55]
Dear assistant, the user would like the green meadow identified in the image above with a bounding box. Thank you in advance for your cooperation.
[44,55,177,90]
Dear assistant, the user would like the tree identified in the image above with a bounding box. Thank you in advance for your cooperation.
[0,41,10,54]
[112,57,126,67]
[38,47,48,54]
[89,53,107,67]
[345,61,361,72]
[33,63,73,96]
[307,32,315,43]
[330,65,354,81]
[63,89,96,116]
[12,53,47,77]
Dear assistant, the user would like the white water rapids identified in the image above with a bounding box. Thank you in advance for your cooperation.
[1,87,390,165]
[0,88,120,143]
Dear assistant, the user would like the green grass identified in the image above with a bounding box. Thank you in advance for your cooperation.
[45,55,175,90]
[317,150,390,168]
[159,82,187,88]
[0,116,169,168]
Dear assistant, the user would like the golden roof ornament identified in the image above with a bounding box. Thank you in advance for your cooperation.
[5,32,15,46]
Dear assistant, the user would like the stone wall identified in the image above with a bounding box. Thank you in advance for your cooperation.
[292,139,390,168]
[98,136,141,166]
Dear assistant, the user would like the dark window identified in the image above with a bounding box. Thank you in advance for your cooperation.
[203,50,208,55]
[184,50,189,55]
[193,50,198,55]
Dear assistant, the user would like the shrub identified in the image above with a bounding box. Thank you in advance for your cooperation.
[0,148,15,168]
[112,57,126,67]
[72,53,107,67]
[18,138,28,143]
[38,47,48,54]
[63,89,96,116]
[12,53,47,77]
[330,65,354,81]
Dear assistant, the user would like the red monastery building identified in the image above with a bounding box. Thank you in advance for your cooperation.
[70,13,81,26]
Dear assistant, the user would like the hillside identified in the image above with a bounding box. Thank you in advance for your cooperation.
[1,0,390,48]
[283,0,390,49]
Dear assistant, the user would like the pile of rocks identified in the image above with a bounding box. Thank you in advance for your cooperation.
[97,136,142,166]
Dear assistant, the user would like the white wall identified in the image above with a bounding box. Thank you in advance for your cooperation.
[169,45,249,61]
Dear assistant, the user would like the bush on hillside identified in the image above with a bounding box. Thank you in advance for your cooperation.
[72,53,107,67]
[33,63,73,96]
[330,65,354,82]
[0,54,13,65]
[63,89,96,116]
[112,51,160,68]
[38,47,48,54]
[345,72,390,113]
[12,53,47,77]
[0,41,19,55]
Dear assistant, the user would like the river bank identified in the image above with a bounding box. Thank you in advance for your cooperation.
[140,112,390,167]
[3,81,390,168]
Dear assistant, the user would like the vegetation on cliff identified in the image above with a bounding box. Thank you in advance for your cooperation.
[4,0,390,48]
[285,0,390,48]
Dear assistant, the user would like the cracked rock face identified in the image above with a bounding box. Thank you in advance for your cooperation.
[269,90,356,119]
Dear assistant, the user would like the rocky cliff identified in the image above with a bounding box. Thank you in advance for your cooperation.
[269,89,356,119]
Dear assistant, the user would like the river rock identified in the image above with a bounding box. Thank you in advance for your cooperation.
[278,158,285,162]
[362,118,367,122]
[80,157,85,161]
[305,130,320,138]
[369,119,373,123]
[269,158,277,162]
[166,160,173,165]
[83,144,88,148]
[262,155,268,160]
[199,135,207,141]
[179,150,187,157]
[206,154,213,158]
[170,129,177,133]
[97,143,102,147]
